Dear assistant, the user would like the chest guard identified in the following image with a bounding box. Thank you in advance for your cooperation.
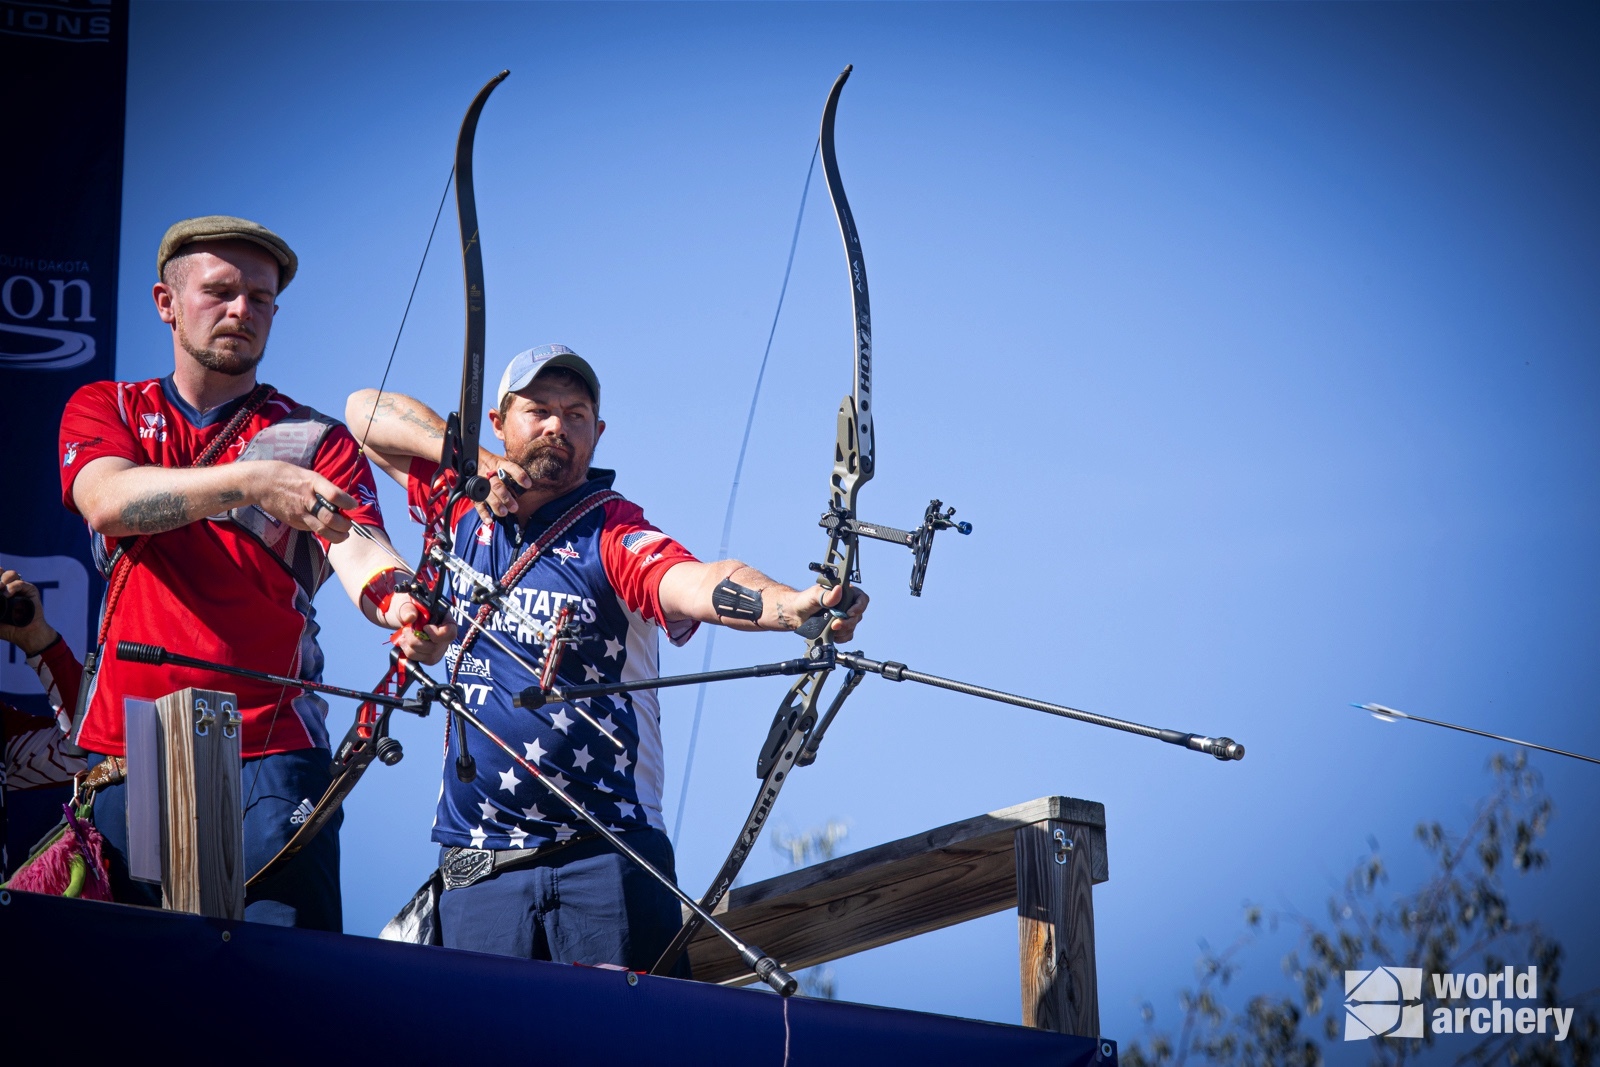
[221,404,340,596]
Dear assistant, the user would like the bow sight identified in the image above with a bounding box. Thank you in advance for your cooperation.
[814,497,972,597]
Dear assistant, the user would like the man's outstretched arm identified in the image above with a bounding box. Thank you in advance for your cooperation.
[657,560,868,642]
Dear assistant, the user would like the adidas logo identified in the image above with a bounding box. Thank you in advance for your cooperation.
[288,798,315,826]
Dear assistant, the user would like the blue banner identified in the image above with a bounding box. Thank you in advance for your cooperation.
[0,0,126,704]
[0,0,128,852]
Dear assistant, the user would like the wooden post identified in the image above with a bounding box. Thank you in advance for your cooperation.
[154,688,244,919]
[1016,818,1103,1037]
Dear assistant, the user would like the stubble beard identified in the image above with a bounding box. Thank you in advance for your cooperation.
[174,304,267,377]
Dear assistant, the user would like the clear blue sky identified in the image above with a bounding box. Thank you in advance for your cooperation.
[115,1,1599,1047]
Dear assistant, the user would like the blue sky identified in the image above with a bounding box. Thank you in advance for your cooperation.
[113,1,1599,1048]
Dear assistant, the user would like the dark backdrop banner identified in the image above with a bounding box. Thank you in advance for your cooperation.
[0,0,129,853]
[0,0,127,702]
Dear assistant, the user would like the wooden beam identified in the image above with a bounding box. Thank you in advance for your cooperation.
[685,796,1107,992]
[155,689,244,919]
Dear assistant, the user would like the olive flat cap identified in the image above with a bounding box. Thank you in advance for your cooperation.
[157,215,298,291]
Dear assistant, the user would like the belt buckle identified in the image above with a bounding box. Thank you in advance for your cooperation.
[441,846,495,890]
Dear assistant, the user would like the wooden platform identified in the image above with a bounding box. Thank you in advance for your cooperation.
[685,795,1110,1037]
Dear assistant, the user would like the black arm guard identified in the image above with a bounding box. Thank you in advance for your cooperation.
[712,579,764,622]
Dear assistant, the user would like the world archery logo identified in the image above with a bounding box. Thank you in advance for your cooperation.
[1345,967,1425,1040]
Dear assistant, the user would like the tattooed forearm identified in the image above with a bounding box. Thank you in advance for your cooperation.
[120,492,190,533]
[373,395,444,439]
[400,409,444,439]
[217,489,244,506]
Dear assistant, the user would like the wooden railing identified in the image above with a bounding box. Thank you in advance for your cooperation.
[685,795,1109,1037]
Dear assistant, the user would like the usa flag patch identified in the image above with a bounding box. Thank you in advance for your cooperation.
[620,530,667,554]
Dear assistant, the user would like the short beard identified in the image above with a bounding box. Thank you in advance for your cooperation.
[174,307,266,377]
[510,435,585,489]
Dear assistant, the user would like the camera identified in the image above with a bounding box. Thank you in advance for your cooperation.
[2,593,37,628]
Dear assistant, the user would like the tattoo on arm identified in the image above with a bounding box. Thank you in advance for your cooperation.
[217,489,244,506]
[120,492,190,533]
[375,395,444,440]
[400,409,444,439]
[773,601,799,631]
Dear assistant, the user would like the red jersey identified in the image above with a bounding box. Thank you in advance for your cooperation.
[59,376,385,758]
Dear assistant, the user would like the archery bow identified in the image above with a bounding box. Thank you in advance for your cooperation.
[647,66,1242,980]
[650,65,970,976]
[246,70,510,888]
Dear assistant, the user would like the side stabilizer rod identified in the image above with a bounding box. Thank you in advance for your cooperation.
[514,655,827,710]
[116,642,423,713]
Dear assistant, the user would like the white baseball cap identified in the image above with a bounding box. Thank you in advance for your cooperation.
[495,344,601,410]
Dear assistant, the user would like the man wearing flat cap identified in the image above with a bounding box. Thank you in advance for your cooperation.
[349,346,866,970]
[56,216,454,930]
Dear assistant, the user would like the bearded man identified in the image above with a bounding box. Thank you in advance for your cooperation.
[348,345,866,970]
[58,216,452,929]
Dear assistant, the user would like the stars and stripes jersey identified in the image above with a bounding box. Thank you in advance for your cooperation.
[404,460,700,851]
[58,375,386,758]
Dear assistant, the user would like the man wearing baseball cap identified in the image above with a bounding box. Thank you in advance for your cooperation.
[57,215,453,930]
[349,345,868,971]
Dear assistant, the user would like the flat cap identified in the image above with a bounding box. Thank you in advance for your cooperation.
[157,215,298,291]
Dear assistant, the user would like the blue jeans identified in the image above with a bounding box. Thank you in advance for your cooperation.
[89,748,343,931]
[438,827,690,976]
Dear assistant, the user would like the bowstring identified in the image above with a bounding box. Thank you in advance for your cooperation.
[246,166,456,814]
[361,166,457,452]
[671,141,818,847]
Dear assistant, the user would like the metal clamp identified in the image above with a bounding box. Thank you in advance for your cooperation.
[222,700,242,739]
[195,698,215,736]
[1053,828,1073,865]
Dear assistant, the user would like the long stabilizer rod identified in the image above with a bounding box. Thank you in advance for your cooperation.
[833,651,1244,761]
[402,660,800,995]
[1355,704,1599,766]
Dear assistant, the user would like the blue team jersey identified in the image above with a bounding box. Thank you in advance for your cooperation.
[407,463,700,851]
